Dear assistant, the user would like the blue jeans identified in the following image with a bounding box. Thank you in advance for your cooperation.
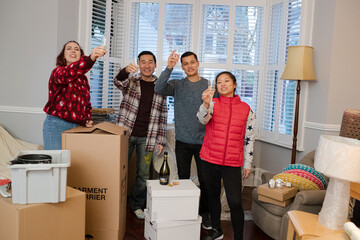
[43,115,79,150]
[128,136,153,211]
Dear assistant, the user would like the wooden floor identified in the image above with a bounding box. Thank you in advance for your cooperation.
[124,186,273,240]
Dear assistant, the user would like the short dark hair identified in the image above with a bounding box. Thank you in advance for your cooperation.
[180,51,198,63]
[137,51,156,64]
[216,71,237,96]
[56,40,84,67]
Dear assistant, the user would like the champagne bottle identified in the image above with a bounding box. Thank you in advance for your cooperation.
[159,151,170,185]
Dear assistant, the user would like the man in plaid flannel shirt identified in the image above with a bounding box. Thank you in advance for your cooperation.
[113,51,167,219]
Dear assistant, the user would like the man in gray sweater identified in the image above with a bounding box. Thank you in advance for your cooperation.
[154,51,211,229]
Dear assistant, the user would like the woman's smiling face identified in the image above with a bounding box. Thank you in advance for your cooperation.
[64,42,81,65]
[216,73,236,97]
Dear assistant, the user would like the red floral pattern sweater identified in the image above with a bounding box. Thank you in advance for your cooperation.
[43,55,95,126]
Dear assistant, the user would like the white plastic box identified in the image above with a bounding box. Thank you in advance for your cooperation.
[144,209,201,240]
[146,179,200,221]
[8,150,70,204]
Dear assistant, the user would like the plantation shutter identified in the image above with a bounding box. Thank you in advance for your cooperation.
[261,0,302,145]
[90,0,125,111]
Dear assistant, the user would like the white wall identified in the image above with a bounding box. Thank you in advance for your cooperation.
[0,0,80,144]
[256,0,360,172]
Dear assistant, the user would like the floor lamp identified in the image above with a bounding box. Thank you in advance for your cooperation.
[280,46,317,164]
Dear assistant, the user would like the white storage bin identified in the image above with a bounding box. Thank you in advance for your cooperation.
[146,179,200,221]
[144,209,201,240]
[8,150,70,204]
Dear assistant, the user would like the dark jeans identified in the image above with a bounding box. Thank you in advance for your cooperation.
[202,160,244,240]
[175,140,209,215]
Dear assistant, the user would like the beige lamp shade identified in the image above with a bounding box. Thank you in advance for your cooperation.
[280,46,317,81]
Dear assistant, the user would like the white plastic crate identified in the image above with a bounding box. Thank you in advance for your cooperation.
[146,179,200,221]
[9,150,70,204]
[144,209,201,240]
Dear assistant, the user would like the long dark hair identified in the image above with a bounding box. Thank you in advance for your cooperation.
[56,40,84,67]
[215,71,237,96]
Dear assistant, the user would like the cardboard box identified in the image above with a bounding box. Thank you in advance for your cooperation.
[0,187,85,240]
[144,209,201,240]
[257,183,298,201]
[9,150,70,204]
[146,179,200,221]
[258,194,293,207]
[62,122,129,240]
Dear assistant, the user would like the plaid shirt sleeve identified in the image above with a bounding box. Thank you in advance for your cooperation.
[156,96,168,146]
[113,68,131,91]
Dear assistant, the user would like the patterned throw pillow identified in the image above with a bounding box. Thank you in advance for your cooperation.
[283,164,327,189]
[273,173,320,191]
[283,169,325,190]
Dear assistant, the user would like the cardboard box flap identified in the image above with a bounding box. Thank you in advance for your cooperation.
[64,122,128,136]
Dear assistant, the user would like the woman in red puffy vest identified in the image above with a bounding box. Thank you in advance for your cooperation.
[197,71,255,240]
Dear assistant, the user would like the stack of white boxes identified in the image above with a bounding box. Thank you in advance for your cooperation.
[144,179,202,240]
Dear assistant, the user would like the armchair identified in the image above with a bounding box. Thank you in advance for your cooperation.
[251,150,327,240]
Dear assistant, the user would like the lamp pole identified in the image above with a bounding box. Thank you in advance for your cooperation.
[291,80,301,164]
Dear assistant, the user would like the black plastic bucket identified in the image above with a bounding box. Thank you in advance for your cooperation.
[10,154,52,165]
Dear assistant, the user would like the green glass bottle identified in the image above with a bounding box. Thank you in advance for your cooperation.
[159,151,170,185]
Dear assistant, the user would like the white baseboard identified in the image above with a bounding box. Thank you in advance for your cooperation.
[0,105,44,114]
[304,121,340,132]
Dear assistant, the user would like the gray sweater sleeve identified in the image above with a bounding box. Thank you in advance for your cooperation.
[154,67,175,96]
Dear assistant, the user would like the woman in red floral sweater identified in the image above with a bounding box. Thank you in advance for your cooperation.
[43,40,106,150]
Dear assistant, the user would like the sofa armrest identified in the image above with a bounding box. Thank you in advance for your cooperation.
[289,190,326,210]
[261,172,277,184]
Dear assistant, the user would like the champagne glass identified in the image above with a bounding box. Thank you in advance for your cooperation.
[129,57,139,78]
[208,79,216,103]
[98,36,107,61]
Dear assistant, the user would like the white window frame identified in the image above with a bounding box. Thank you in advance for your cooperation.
[80,0,315,150]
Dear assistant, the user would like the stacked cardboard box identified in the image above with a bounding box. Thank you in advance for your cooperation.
[62,122,129,240]
[257,183,298,207]
[0,187,85,240]
[144,179,202,240]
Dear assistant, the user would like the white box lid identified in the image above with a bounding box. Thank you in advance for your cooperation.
[147,179,200,197]
[144,209,201,228]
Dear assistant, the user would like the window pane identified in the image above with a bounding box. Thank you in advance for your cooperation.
[263,70,279,132]
[163,4,192,61]
[130,3,159,59]
[90,61,105,108]
[199,68,226,81]
[278,80,295,134]
[200,5,230,63]
[107,62,123,111]
[232,70,259,114]
[233,6,264,65]
[90,0,124,110]
[267,2,283,66]
[161,66,186,124]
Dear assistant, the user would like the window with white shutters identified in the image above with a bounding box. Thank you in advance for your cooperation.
[90,0,125,111]
[261,0,302,145]
[87,0,308,148]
